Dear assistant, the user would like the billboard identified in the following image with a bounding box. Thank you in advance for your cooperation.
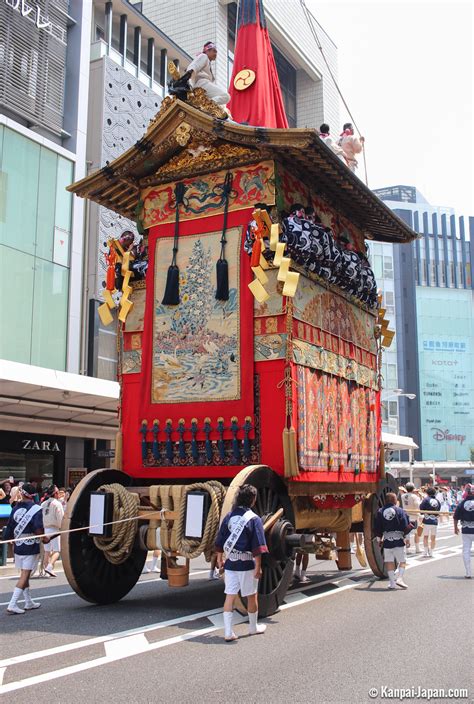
[416,287,474,461]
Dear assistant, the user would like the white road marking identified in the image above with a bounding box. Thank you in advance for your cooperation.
[0,545,465,695]
[104,633,149,658]
[0,626,218,695]
[0,569,211,606]
[0,668,5,686]
[0,605,224,669]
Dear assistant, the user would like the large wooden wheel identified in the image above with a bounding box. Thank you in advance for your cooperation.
[221,465,295,618]
[62,468,146,604]
[363,473,399,579]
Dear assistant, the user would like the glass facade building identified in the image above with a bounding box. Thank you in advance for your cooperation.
[416,287,473,461]
[0,125,73,370]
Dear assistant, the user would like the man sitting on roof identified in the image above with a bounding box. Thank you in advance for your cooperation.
[186,42,231,107]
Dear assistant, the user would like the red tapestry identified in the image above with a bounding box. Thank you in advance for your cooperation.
[296,365,380,478]
[121,208,255,479]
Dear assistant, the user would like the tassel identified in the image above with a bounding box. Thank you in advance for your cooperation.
[162,182,186,305]
[178,419,186,461]
[114,430,122,470]
[215,172,234,301]
[250,237,262,268]
[191,418,199,462]
[242,416,252,459]
[152,420,160,461]
[217,418,226,460]
[215,259,229,301]
[161,265,180,306]
[282,428,291,477]
[231,417,240,462]
[140,421,148,462]
[204,418,213,462]
[288,427,299,476]
[165,420,174,462]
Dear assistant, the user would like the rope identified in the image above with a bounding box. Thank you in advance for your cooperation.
[92,483,140,565]
[175,481,226,560]
[299,0,369,185]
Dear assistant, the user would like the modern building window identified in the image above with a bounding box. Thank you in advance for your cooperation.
[383,255,394,279]
[372,254,383,279]
[272,44,297,127]
[0,125,72,370]
[387,363,397,385]
[388,400,398,417]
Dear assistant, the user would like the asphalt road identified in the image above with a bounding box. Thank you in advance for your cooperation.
[0,522,471,704]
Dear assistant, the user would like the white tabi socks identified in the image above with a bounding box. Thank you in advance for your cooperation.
[387,570,396,589]
[248,611,266,635]
[7,587,25,614]
[23,588,41,610]
[223,611,237,641]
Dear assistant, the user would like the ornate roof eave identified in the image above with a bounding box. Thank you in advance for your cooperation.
[68,98,417,243]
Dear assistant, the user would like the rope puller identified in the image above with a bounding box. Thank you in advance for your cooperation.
[299,0,369,186]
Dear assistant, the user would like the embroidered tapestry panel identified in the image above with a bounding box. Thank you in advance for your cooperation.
[296,365,378,473]
[152,228,241,403]
[293,274,377,355]
[124,287,146,332]
[293,339,378,389]
[142,161,275,229]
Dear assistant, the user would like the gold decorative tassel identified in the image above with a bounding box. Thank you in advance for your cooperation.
[288,426,299,476]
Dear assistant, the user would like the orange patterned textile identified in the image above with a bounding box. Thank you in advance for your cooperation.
[296,365,379,475]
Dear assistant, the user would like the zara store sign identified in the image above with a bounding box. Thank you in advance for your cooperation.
[22,439,60,452]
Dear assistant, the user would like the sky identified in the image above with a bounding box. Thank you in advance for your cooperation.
[306,0,473,217]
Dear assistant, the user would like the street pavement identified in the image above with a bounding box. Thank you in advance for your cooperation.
[0,521,471,704]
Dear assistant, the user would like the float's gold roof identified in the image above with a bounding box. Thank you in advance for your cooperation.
[68,97,416,243]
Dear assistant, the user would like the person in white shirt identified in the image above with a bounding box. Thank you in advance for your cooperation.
[41,485,64,577]
[186,42,230,106]
[338,122,365,172]
[319,123,346,163]
[401,483,422,554]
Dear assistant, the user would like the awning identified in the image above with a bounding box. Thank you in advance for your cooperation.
[382,432,418,451]
[0,360,119,440]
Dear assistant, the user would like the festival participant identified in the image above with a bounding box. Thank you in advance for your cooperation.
[401,483,422,554]
[0,480,12,504]
[41,485,64,577]
[143,549,161,575]
[453,484,474,579]
[420,487,441,557]
[4,483,51,614]
[294,550,310,583]
[215,484,268,641]
[338,123,365,172]
[374,492,412,589]
[186,42,230,106]
[319,123,346,162]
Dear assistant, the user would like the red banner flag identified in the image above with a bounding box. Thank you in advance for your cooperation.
[228,0,289,128]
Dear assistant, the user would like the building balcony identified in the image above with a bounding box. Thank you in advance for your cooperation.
[90,39,165,98]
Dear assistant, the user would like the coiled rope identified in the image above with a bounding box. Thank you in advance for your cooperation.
[175,481,226,560]
[93,483,140,565]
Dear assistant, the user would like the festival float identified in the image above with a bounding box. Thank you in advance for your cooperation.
[63,0,415,616]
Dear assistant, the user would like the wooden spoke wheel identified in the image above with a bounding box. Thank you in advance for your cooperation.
[363,473,399,579]
[221,465,295,618]
[62,468,146,604]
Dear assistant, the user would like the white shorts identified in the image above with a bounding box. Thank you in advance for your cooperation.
[14,554,39,571]
[383,546,406,564]
[44,527,60,552]
[423,524,438,537]
[224,569,259,597]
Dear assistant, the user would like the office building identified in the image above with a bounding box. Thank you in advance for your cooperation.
[375,185,474,467]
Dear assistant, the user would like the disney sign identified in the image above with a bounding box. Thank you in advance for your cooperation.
[431,428,466,445]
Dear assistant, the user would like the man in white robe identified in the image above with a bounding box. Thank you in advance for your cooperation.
[186,42,230,106]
